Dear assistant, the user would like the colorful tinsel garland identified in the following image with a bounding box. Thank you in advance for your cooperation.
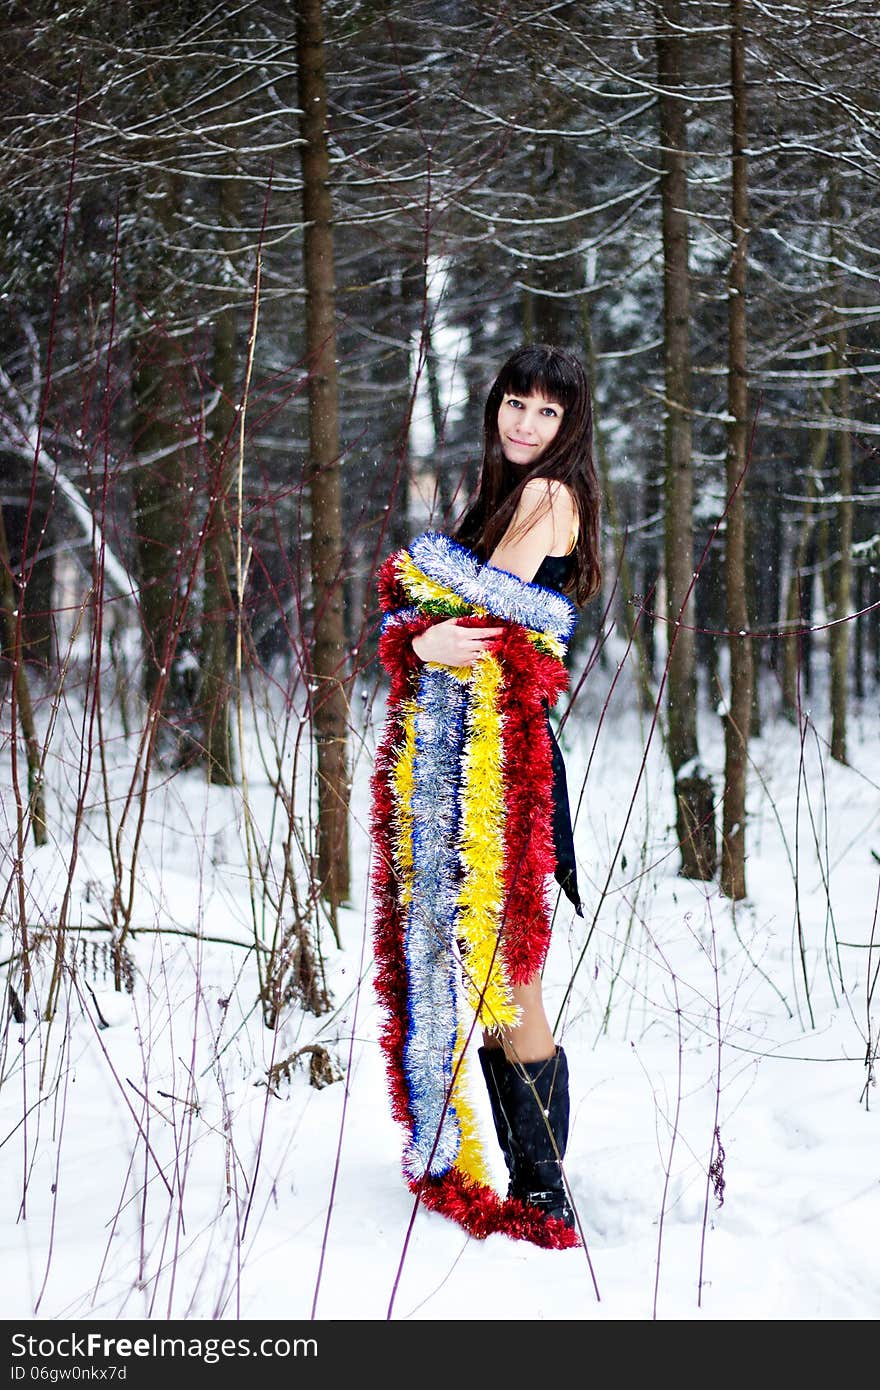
[369,532,581,1249]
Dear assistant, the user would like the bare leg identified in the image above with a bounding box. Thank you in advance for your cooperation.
[481,972,556,1063]
[477,973,574,1229]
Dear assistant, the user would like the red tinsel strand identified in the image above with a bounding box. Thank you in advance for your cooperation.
[494,627,563,984]
[377,614,436,698]
[412,1171,580,1251]
[369,701,416,1134]
[376,551,410,612]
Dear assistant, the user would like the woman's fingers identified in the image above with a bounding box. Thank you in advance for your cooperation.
[459,628,504,663]
[414,618,505,665]
[464,626,504,639]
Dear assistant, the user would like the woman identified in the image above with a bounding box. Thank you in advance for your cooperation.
[370,343,601,1250]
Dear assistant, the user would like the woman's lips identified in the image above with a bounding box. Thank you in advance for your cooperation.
[506,436,536,447]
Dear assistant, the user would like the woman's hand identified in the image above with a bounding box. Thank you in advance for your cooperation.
[411,617,505,666]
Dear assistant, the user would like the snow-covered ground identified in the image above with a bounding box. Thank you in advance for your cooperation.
[1,647,878,1322]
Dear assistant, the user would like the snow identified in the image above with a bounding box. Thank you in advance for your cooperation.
[1,657,878,1324]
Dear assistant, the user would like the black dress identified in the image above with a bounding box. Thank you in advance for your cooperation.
[532,552,584,917]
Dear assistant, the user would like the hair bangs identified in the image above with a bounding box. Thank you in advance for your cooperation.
[498,345,582,411]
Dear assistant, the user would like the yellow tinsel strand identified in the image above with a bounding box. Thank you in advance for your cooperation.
[528,630,565,661]
[393,691,495,1186]
[391,700,417,906]
[397,554,473,614]
[456,653,518,1030]
[450,1025,494,1186]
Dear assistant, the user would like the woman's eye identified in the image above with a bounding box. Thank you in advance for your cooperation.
[542,407,558,417]
[506,398,523,409]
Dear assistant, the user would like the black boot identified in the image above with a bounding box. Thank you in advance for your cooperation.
[478,1044,575,1229]
[478,1046,517,1187]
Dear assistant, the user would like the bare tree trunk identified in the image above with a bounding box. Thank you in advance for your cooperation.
[829,354,853,765]
[130,338,184,712]
[829,182,853,764]
[426,320,453,520]
[296,0,351,915]
[0,488,55,669]
[747,509,761,738]
[0,503,47,846]
[130,167,189,722]
[852,562,864,701]
[869,569,880,692]
[781,361,831,721]
[200,154,241,786]
[581,298,654,714]
[522,126,581,350]
[655,0,715,879]
[721,0,753,902]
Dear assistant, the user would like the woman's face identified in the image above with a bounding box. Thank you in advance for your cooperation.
[497,390,564,467]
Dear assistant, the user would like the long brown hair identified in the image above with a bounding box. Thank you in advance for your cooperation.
[452,343,602,604]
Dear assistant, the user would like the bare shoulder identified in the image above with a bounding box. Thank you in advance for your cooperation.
[490,478,578,577]
[519,477,577,522]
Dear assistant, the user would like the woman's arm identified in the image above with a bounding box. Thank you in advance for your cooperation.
[411,617,505,665]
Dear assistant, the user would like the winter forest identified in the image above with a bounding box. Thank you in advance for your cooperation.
[1,0,879,1329]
